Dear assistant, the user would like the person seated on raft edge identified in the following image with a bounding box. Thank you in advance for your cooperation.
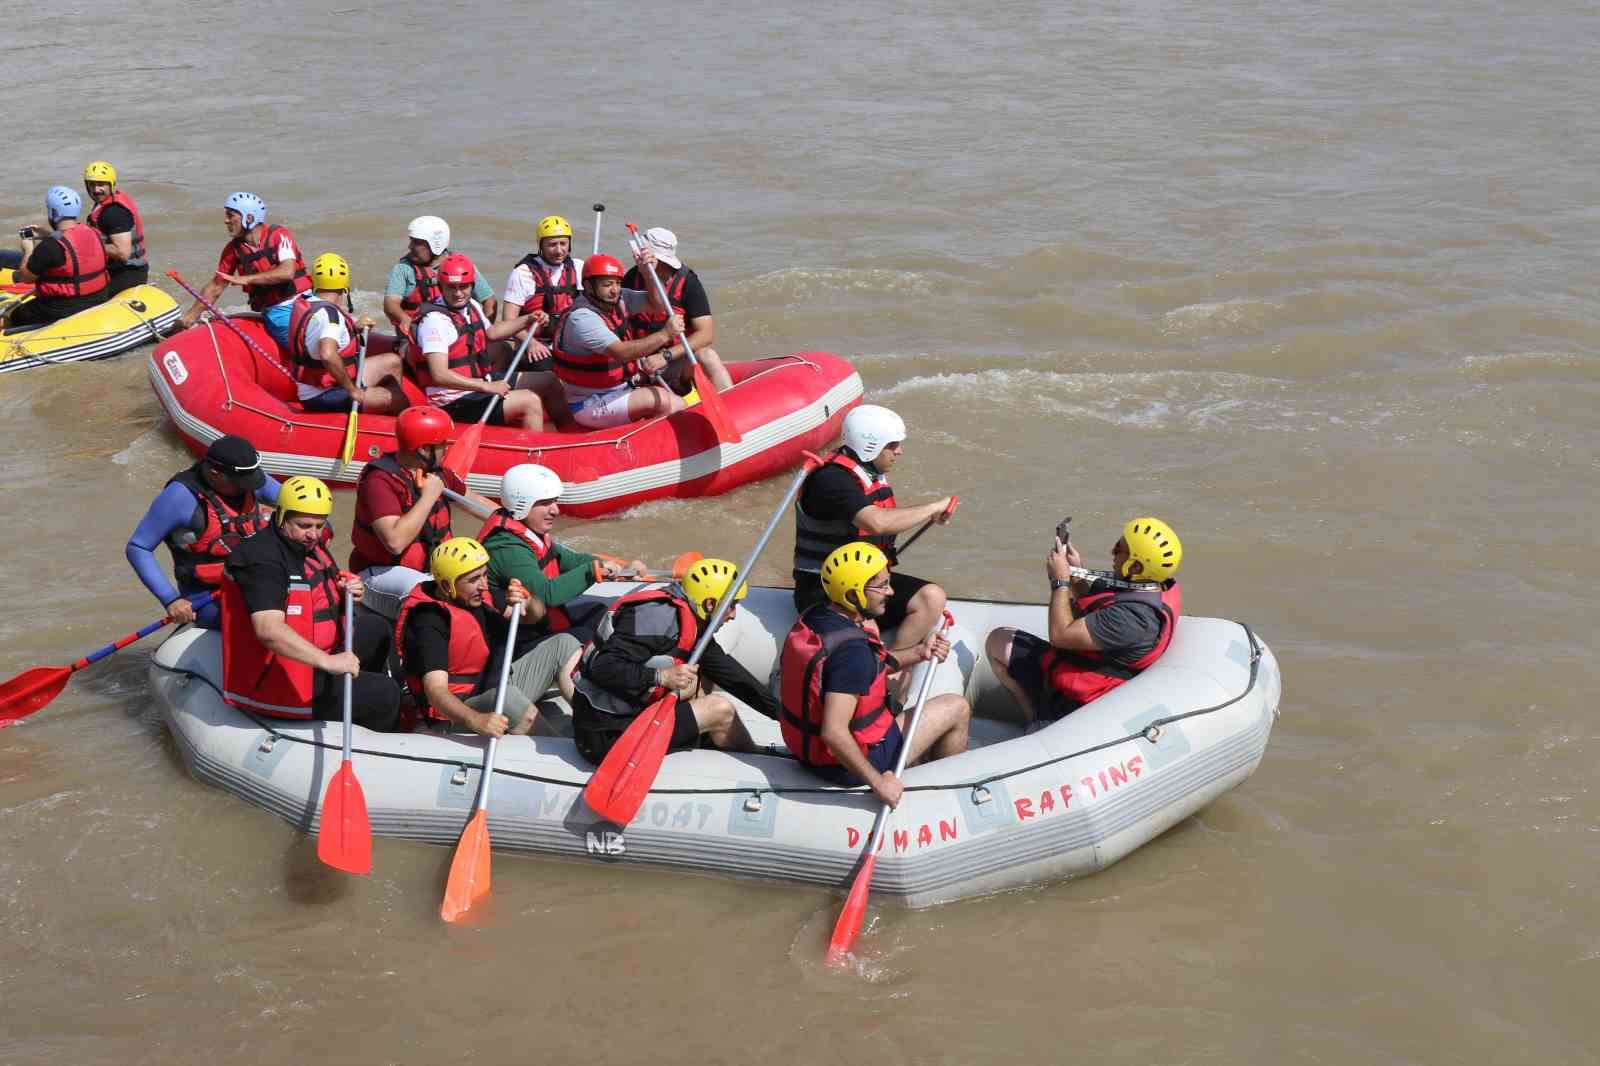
[285,252,407,416]
[620,226,733,391]
[498,213,583,368]
[779,542,970,809]
[383,215,498,355]
[81,160,149,298]
[479,463,647,647]
[396,537,577,737]
[219,476,401,731]
[985,517,1182,731]
[172,192,311,345]
[408,252,572,430]
[127,434,282,630]
[2,186,110,332]
[570,558,781,766]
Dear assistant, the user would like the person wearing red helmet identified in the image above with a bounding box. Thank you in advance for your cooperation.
[409,252,564,429]
[548,243,687,429]
[348,405,498,618]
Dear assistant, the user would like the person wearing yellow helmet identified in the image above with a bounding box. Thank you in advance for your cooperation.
[500,214,584,357]
[218,475,401,730]
[778,542,970,806]
[986,517,1183,729]
[283,252,407,415]
[570,557,779,765]
[81,160,150,296]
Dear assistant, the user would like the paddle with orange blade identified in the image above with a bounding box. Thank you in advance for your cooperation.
[625,222,741,444]
[316,593,372,875]
[582,455,822,823]
[440,330,539,482]
[827,609,955,965]
[0,592,214,728]
[893,494,960,558]
[440,602,524,922]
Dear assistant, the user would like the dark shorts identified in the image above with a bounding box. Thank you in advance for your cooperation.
[793,570,930,634]
[441,390,511,426]
[6,291,108,330]
[806,720,905,786]
[571,689,702,766]
[104,265,149,296]
[299,386,355,413]
[1003,630,1074,722]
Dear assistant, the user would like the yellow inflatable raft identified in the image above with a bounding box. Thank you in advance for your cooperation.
[1,270,179,373]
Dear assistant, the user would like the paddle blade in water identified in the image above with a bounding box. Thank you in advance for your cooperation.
[441,422,484,482]
[440,809,491,923]
[691,365,742,444]
[316,760,373,876]
[827,852,878,965]
[0,666,72,725]
[583,695,677,824]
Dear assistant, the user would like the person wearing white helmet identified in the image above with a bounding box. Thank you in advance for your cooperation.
[499,214,584,364]
[791,404,955,659]
[174,192,311,342]
[620,226,732,392]
[383,215,498,350]
[4,186,110,331]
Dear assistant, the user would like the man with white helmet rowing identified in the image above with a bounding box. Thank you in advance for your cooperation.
[4,186,110,330]
[383,215,498,351]
[499,214,584,366]
[792,404,955,659]
[174,192,312,344]
[285,252,407,414]
[621,226,732,392]
[82,160,149,296]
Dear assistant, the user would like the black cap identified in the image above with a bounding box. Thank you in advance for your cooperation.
[203,434,266,490]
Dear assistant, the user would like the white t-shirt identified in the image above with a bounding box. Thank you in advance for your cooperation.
[416,298,490,404]
[293,296,354,400]
[503,255,584,308]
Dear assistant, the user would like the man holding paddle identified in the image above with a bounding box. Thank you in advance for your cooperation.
[173,192,310,344]
[285,252,406,414]
[620,226,731,392]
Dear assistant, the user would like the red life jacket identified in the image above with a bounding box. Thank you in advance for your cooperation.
[219,540,343,719]
[572,587,698,717]
[625,267,691,335]
[398,256,444,316]
[34,224,108,299]
[85,189,147,269]
[348,453,454,572]
[1043,581,1182,711]
[778,607,895,768]
[286,294,360,388]
[550,295,634,391]
[228,224,311,311]
[164,464,271,589]
[394,580,493,723]
[792,450,897,573]
[476,510,573,632]
[408,300,491,391]
[512,255,579,338]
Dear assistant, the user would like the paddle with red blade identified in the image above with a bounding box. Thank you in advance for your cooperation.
[582,454,822,823]
[893,494,960,559]
[165,270,297,384]
[827,609,955,965]
[625,222,742,444]
[441,602,524,922]
[316,592,372,875]
[0,592,214,727]
[440,328,539,482]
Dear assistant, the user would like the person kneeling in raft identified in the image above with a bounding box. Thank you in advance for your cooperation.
[570,559,780,765]
[219,476,401,731]
[396,538,572,737]
[779,542,970,809]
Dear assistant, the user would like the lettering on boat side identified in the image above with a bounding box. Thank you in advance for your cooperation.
[844,817,961,853]
[1012,754,1144,823]
[161,350,187,385]
[585,827,627,859]
[629,799,716,832]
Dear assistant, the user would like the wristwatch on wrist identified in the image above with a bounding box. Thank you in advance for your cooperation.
[1050,578,1073,592]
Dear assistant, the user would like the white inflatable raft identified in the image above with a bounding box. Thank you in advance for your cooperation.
[148,586,1281,907]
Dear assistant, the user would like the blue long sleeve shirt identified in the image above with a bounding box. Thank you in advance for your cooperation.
[126,473,282,612]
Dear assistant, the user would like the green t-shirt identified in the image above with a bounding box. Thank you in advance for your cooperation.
[385,259,494,304]
[482,528,598,611]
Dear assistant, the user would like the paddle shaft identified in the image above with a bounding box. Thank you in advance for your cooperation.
[592,203,605,257]
[625,223,704,372]
[165,270,296,383]
[474,327,536,426]
[84,590,216,671]
[895,496,957,558]
[340,596,356,765]
[475,603,523,813]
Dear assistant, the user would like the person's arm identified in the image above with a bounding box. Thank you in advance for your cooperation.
[94,204,135,263]
[258,474,282,507]
[853,497,956,537]
[105,231,134,264]
[382,262,413,332]
[422,670,507,736]
[583,609,666,700]
[819,688,901,806]
[124,483,200,609]
[178,248,234,328]
[486,309,541,343]
[219,235,298,287]
[1045,539,1098,651]
[473,276,499,322]
[251,608,353,672]
[486,537,594,608]
[662,274,714,355]
[698,640,780,719]
[367,473,445,556]
[15,238,62,284]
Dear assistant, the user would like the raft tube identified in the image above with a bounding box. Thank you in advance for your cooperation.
[1,281,178,373]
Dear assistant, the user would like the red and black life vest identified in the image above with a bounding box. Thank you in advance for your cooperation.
[163,465,272,589]
[1042,582,1182,711]
[228,224,311,311]
[348,453,454,573]
[572,587,698,718]
[625,267,691,336]
[85,189,147,269]
[398,256,444,317]
[394,580,493,723]
[34,224,108,299]
[286,293,360,388]
[778,607,895,768]
[512,255,579,337]
[792,450,897,574]
[550,295,634,391]
[219,539,343,719]
[476,510,573,632]
[408,300,492,390]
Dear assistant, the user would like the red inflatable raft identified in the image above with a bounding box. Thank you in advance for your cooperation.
[144,316,862,517]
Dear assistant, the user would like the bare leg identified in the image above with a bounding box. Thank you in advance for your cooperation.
[359,353,408,415]
[888,582,947,659]
[693,346,734,391]
[556,646,580,702]
[626,385,686,423]
[515,369,575,429]
[896,693,971,764]
[502,390,546,430]
[690,693,756,753]
[985,627,1039,725]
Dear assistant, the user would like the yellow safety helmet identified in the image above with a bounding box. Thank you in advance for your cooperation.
[681,557,747,619]
[430,537,490,596]
[275,476,334,524]
[310,252,351,292]
[820,541,889,611]
[536,214,574,240]
[1122,517,1181,581]
[83,160,118,186]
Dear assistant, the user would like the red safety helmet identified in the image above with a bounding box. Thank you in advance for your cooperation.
[396,405,453,451]
[437,252,476,286]
[582,254,625,281]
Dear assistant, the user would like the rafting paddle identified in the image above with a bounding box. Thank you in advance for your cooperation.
[440,329,538,482]
[441,602,524,922]
[0,592,214,727]
[624,223,741,445]
[893,495,960,558]
[592,203,605,257]
[165,270,297,383]
[583,455,820,824]
[338,324,371,469]
[316,593,372,875]
[827,609,955,965]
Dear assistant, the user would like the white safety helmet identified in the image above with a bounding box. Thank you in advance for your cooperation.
[840,404,906,463]
[500,463,563,520]
[407,215,451,257]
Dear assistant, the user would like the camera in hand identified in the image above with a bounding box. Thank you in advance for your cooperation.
[18,226,38,239]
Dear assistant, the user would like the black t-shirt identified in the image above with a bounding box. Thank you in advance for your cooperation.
[91,202,135,236]
[621,266,711,320]
[1080,585,1169,666]
[799,461,876,525]
[401,584,519,690]
[804,606,882,696]
[23,237,65,277]
[223,527,325,615]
